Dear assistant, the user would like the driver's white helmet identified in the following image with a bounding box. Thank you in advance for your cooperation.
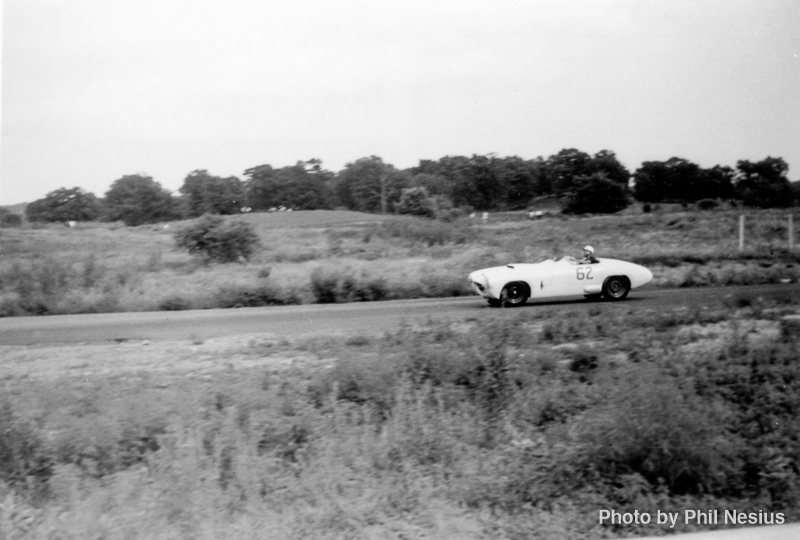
[583,245,594,254]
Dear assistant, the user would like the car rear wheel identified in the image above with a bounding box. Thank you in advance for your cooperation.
[500,282,528,307]
[602,276,630,301]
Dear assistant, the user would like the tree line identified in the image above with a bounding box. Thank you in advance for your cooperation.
[21,151,800,226]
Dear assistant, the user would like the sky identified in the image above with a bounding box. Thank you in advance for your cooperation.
[1,0,799,205]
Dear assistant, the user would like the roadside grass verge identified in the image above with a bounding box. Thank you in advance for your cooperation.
[1,209,798,316]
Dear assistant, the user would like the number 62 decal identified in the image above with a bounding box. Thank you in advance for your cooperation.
[576,267,593,280]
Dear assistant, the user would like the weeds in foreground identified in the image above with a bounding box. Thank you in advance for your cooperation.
[1,298,799,537]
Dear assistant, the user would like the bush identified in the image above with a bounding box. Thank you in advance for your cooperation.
[212,284,295,308]
[309,267,388,303]
[0,209,22,227]
[697,198,720,210]
[308,355,396,413]
[0,259,75,316]
[0,400,53,493]
[158,295,191,311]
[396,187,436,218]
[420,273,472,297]
[580,375,731,495]
[174,215,260,263]
[310,268,339,303]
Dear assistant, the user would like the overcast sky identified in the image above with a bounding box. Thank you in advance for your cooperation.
[2,0,799,205]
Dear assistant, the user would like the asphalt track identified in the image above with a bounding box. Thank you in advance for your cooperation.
[1,283,798,346]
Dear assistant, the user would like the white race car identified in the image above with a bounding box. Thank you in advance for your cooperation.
[468,256,653,307]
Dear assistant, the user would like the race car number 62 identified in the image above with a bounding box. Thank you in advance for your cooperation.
[576,267,593,280]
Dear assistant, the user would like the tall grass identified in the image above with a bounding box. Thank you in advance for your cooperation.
[1,294,798,537]
[1,209,798,316]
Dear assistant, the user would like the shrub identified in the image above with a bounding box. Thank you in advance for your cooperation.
[0,400,53,493]
[568,350,599,377]
[174,215,260,263]
[81,253,105,288]
[212,284,294,308]
[697,198,720,210]
[580,373,731,495]
[309,267,388,303]
[0,259,76,315]
[308,355,397,414]
[420,273,472,297]
[0,209,22,227]
[310,268,339,303]
[396,187,436,218]
[158,295,191,311]
[437,206,463,222]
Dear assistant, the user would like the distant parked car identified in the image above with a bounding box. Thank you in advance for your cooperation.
[468,256,653,307]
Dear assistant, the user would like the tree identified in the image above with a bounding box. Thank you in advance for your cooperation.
[545,148,593,196]
[179,170,244,217]
[395,187,436,218]
[174,215,260,263]
[791,181,800,207]
[524,157,550,197]
[697,165,735,201]
[633,158,703,203]
[562,174,630,214]
[416,155,475,208]
[410,173,454,201]
[414,154,530,210]
[244,160,334,211]
[495,156,541,209]
[587,150,630,187]
[735,157,793,208]
[104,175,178,226]
[25,187,101,223]
[633,161,668,203]
[334,156,408,213]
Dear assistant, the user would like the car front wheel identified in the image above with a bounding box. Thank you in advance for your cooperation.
[602,276,630,301]
[501,282,529,307]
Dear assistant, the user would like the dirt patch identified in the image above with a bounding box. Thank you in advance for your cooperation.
[0,332,326,382]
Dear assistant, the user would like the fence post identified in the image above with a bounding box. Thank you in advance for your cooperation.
[739,214,745,251]
[790,215,795,251]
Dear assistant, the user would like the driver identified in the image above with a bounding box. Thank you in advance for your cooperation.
[580,245,599,264]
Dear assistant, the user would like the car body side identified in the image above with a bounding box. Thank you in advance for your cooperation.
[468,258,653,303]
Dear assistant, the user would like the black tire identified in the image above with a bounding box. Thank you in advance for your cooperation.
[584,294,602,301]
[500,282,529,307]
[602,276,630,301]
[487,298,502,308]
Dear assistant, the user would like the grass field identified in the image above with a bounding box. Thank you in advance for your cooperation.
[1,207,798,317]
[1,289,798,539]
